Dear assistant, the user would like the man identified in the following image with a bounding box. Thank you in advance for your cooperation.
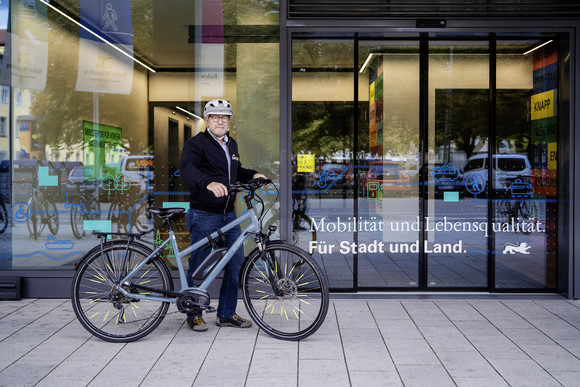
[179,99,266,332]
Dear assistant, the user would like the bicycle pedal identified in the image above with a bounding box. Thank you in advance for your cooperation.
[205,306,216,313]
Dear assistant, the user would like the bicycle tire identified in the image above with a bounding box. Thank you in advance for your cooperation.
[70,206,85,239]
[71,241,173,343]
[517,199,538,235]
[241,242,329,341]
[292,211,317,252]
[26,198,39,240]
[47,201,59,236]
[0,200,7,233]
[133,200,153,233]
[496,199,510,224]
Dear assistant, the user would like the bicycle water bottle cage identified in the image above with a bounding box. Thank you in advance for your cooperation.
[202,228,227,250]
[192,247,228,282]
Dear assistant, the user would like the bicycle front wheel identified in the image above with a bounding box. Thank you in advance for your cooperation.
[241,242,329,341]
[71,242,173,343]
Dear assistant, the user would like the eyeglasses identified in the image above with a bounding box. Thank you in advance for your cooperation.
[209,115,231,123]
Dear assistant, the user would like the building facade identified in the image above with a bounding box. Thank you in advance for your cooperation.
[0,0,579,298]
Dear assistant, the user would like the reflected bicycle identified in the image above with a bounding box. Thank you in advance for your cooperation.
[71,178,329,343]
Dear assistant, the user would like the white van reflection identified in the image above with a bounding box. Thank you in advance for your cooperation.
[460,154,531,194]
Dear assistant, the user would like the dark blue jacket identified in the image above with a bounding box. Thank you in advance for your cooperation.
[179,130,257,214]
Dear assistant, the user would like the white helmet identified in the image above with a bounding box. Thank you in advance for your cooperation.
[203,99,234,118]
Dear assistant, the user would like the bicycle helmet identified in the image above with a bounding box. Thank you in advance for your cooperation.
[203,99,234,118]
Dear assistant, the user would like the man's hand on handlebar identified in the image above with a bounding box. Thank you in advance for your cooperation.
[207,181,229,197]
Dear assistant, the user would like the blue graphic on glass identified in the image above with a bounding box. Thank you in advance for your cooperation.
[432,163,460,181]
[11,202,31,223]
[509,178,534,198]
[317,170,336,188]
[465,174,485,195]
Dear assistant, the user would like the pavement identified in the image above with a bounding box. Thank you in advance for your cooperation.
[1,294,580,387]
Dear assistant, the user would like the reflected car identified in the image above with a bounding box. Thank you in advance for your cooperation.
[362,161,412,198]
[460,154,532,195]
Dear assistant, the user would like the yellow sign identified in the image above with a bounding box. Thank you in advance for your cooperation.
[548,142,557,170]
[531,89,556,120]
[297,154,315,173]
[370,82,375,103]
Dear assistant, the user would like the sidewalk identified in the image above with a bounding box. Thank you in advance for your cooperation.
[1,295,580,386]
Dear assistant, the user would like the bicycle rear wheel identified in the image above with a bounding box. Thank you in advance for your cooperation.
[71,242,173,343]
[47,201,59,235]
[70,206,85,239]
[0,200,7,233]
[517,199,538,235]
[241,242,329,341]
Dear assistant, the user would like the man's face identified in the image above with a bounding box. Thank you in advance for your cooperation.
[205,115,231,138]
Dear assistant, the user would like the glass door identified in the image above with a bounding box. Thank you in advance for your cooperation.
[357,36,421,288]
[291,33,356,290]
[426,36,490,288]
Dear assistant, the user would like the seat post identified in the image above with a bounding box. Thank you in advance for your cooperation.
[164,216,174,232]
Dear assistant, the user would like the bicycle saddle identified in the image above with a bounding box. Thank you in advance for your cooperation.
[148,207,185,219]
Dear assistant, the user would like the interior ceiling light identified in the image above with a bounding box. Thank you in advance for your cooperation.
[39,0,156,73]
[176,106,202,120]
[359,53,375,74]
[523,40,553,56]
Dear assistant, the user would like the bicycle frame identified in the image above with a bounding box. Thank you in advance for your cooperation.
[115,207,262,303]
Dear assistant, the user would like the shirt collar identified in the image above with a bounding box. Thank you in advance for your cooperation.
[207,130,228,144]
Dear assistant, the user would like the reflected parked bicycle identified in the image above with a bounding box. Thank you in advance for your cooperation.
[26,185,59,240]
[68,188,101,239]
[495,176,538,235]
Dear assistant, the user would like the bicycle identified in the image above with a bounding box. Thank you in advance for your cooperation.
[106,174,154,234]
[495,177,538,235]
[68,187,102,239]
[26,185,59,240]
[71,178,329,343]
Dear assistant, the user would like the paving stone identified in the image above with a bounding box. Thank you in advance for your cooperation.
[385,338,440,365]
[298,359,350,387]
[397,364,455,387]
[349,370,402,386]
[489,359,561,387]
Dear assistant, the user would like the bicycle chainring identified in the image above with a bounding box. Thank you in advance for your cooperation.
[176,289,211,314]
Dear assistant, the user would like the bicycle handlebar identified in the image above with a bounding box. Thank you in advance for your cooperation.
[229,177,272,194]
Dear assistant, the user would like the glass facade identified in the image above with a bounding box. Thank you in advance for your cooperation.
[0,1,575,297]
[291,32,564,291]
[0,0,280,274]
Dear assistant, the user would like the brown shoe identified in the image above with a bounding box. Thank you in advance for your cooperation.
[187,316,208,332]
[216,314,252,328]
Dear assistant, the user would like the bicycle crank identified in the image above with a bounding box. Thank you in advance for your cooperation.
[176,289,212,314]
